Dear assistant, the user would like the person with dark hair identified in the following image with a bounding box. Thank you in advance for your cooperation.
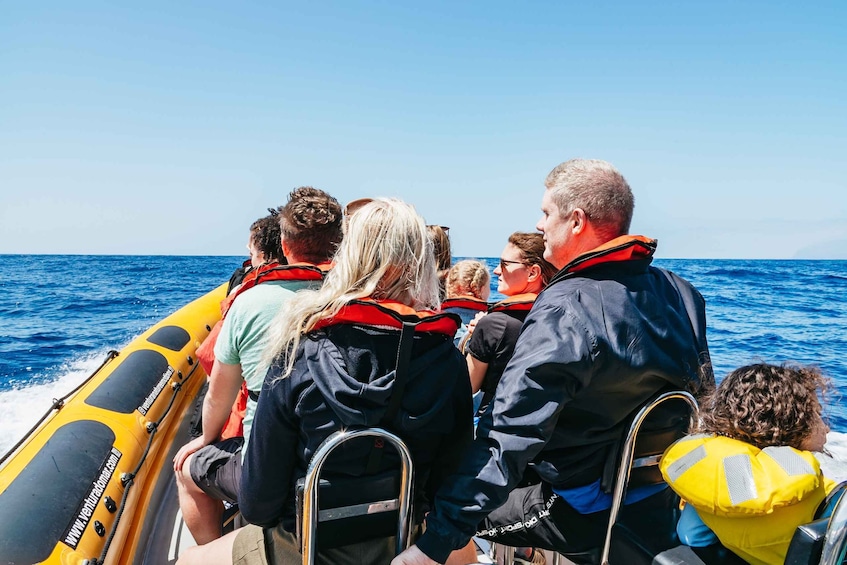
[174,187,343,545]
[197,210,290,439]
[247,215,285,266]
[462,232,555,419]
[176,199,472,565]
[661,363,834,565]
[427,225,452,300]
[226,210,288,296]
[277,186,345,264]
[393,158,713,565]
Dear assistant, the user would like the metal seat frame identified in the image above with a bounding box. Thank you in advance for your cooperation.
[299,427,414,565]
[819,485,847,565]
[599,390,698,564]
[490,390,699,565]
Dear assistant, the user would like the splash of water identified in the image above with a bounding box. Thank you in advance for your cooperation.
[0,353,107,456]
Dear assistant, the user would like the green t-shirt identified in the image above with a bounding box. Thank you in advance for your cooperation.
[214,279,318,456]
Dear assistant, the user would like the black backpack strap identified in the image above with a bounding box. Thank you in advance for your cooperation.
[366,321,416,474]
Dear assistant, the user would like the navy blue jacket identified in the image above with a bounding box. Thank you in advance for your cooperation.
[239,314,472,532]
[417,237,714,563]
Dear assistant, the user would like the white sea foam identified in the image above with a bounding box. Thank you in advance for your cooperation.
[819,431,847,483]
[0,353,110,457]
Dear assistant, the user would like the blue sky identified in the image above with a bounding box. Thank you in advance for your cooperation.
[1,1,845,259]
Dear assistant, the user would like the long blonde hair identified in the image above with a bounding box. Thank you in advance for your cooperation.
[263,198,441,378]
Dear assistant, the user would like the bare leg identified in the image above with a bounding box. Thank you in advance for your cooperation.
[176,453,224,545]
[444,541,478,565]
[177,529,238,565]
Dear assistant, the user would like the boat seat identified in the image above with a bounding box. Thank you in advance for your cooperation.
[295,427,414,565]
[785,518,829,565]
[784,480,847,565]
[490,390,698,565]
[613,521,747,565]
[629,480,847,565]
[221,502,245,534]
[595,390,700,565]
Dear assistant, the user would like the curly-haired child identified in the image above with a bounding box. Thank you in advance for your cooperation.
[660,363,835,565]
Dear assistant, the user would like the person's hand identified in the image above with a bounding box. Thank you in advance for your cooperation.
[173,436,208,472]
[390,545,440,565]
[466,311,486,335]
[459,311,487,354]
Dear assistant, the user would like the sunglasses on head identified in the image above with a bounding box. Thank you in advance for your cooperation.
[343,198,375,217]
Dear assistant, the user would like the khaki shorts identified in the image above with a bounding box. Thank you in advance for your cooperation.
[232,523,415,565]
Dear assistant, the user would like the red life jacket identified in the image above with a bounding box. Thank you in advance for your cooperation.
[488,292,538,313]
[561,235,656,276]
[313,298,461,338]
[198,261,331,440]
[220,262,330,317]
[440,296,489,313]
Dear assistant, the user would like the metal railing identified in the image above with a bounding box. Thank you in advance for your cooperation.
[600,390,699,565]
[820,486,847,565]
[300,427,414,565]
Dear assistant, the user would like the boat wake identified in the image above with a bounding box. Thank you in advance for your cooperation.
[820,432,847,482]
[0,352,111,456]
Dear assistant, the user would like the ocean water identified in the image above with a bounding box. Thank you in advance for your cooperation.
[1,255,846,479]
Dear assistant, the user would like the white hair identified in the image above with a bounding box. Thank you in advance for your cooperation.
[544,158,635,237]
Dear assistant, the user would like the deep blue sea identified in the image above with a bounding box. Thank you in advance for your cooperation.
[1,255,846,477]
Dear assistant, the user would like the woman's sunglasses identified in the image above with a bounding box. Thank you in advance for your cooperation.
[499,258,526,270]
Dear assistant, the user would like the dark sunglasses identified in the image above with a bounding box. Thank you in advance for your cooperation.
[499,258,526,270]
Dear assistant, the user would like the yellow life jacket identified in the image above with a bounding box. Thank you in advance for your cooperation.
[660,434,834,565]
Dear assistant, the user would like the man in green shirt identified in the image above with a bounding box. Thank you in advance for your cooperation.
[173,187,343,544]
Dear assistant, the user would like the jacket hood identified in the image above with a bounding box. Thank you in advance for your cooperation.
[303,325,463,431]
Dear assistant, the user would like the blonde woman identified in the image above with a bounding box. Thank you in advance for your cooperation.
[178,199,473,565]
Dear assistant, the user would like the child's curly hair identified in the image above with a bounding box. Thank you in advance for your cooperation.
[699,363,828,450]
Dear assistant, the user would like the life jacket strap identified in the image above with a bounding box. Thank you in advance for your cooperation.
[365,321,416,474]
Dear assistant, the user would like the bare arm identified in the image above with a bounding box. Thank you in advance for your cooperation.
[200,360,243,444]
[173,360,243,471]
[466,353,489,394]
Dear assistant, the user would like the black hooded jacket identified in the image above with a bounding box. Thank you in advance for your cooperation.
[238,308,473,532]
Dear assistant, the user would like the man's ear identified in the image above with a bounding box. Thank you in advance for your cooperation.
[281,238,292,260]
[571,208,588,234]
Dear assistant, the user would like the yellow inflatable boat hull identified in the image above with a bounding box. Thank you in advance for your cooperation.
[0,284,225,565]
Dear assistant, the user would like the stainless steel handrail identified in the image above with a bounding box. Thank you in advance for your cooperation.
[820,487,847,565]
[600,390,699,565]
[301,427,414,565]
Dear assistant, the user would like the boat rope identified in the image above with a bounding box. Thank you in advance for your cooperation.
[0,350,119,466]
[92,358,201,565]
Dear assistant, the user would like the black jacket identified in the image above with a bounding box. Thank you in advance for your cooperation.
[417,236,713,563]
[238,307,473,533]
